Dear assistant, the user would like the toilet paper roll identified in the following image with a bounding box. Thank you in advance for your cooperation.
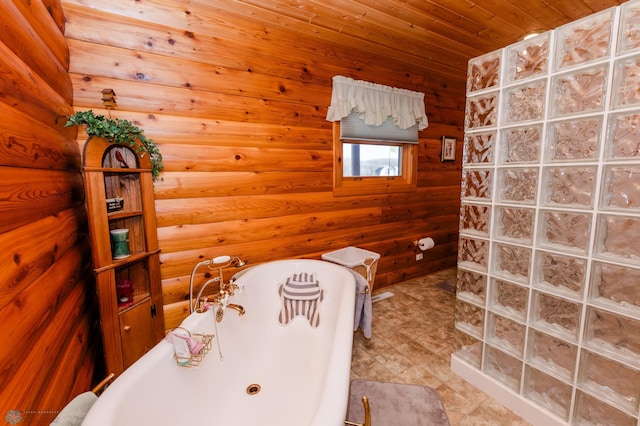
[417,237,435,250]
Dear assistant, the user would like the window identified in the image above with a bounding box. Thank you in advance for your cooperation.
[343,144,401,177]
[325,76,427,196]
[333,122,418,196]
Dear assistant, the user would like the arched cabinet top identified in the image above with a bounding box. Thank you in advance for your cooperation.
[82,136,152,171]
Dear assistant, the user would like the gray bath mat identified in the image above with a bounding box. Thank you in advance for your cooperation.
[346,379,451,425]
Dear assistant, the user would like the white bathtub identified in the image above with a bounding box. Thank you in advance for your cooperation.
[83,259,356,425]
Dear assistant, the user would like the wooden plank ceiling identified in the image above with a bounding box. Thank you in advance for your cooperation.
[228,0,627,80]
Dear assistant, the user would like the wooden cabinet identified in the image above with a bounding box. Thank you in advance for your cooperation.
[82,137,164,375]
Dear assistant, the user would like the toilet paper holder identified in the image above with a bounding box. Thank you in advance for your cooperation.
[413,237,435,251]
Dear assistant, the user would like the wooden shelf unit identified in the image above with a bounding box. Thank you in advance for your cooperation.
[82,137,165,375]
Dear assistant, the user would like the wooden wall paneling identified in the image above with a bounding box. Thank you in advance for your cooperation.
[147,126,332,150]
[7,0,70,69]
[74,110,333,150]
[0,240,90,378]
[159,145,332,173]
[157,206,382,252]
[154,192,389,226]
[70,74,329,127]
[32,311,95,415]
[0,41,73,130]
[0,283,87,423]
[154,171,333,200]
[384,251,458,284]
[0,0,99,413]
[159,214,458,280]
[67,39,330,105]
[0,167,84,234]
[381,199,461,223]
[0,2,72,102]
[61,0,459,97]
[40,0,67,33]
[61,3,344,88]
[0,102,81,171]
[0,206,85,309]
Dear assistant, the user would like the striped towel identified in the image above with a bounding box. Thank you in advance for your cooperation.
[278,272,324,327]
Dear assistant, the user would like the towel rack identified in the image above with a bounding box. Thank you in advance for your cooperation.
[344,395,371,426]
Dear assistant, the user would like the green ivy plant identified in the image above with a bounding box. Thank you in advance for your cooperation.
[66,110,163,180]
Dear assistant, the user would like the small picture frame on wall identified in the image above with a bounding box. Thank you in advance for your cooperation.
[441,136,457,161]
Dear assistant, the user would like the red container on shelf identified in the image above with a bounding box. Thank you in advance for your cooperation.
[116,277,133,307]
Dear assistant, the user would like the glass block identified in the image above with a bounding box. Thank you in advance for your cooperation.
[463,131,495,165]
[502,80,546,124]
[496,168,538,204]
[574,390,637,426]
[499,125,542,164]
[454,328,483,369]
[550,64,608,117]
[494,206,534,243]
[467,50,501,93]
[555,9,613,70]
[461,168,492,200]
[618,0,640,54]
[595,214,640,262]
[487,312,525,357]
[492,243,531,284]
[484,345,523,391]
[505,32,550,83]
[489,278,528,321]
[579,350,640,412]
[585,307,640,364]
[456,268,487,305]
[534,251,586,297]
[606,111,640,160]
[527,329,577,381]
[542,166,596,208]
[539,210,591,253]
[612,55,640,109]
[459,203,490,237]
[524,366,572,420]
[590,262,640,315]
[465,92,499,129]
[458,237,488,271]
[601,165,640,211]
[532,291,581,341]
[455,298,485,338]
[545,117,601,162]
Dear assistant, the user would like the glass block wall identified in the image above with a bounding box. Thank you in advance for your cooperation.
[452,3,640,425]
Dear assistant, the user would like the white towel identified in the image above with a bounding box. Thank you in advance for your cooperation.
[50,391,97,425]
[348,269,372,339]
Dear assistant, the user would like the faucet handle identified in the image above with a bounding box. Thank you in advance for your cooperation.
[221,293,230,308]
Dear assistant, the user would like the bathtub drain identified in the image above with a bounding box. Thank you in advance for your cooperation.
[246,384,261,395]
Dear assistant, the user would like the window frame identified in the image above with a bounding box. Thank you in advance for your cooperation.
[332,122,418,196]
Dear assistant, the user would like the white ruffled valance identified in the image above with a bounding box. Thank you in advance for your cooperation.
[326,75,428,130]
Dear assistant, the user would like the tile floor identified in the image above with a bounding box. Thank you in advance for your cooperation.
[350,267,532,425]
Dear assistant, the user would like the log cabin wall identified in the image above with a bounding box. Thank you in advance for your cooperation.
[0,0,102,421]
[61,0,466,330]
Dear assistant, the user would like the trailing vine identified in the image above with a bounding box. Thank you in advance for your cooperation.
[66,110,163,180]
